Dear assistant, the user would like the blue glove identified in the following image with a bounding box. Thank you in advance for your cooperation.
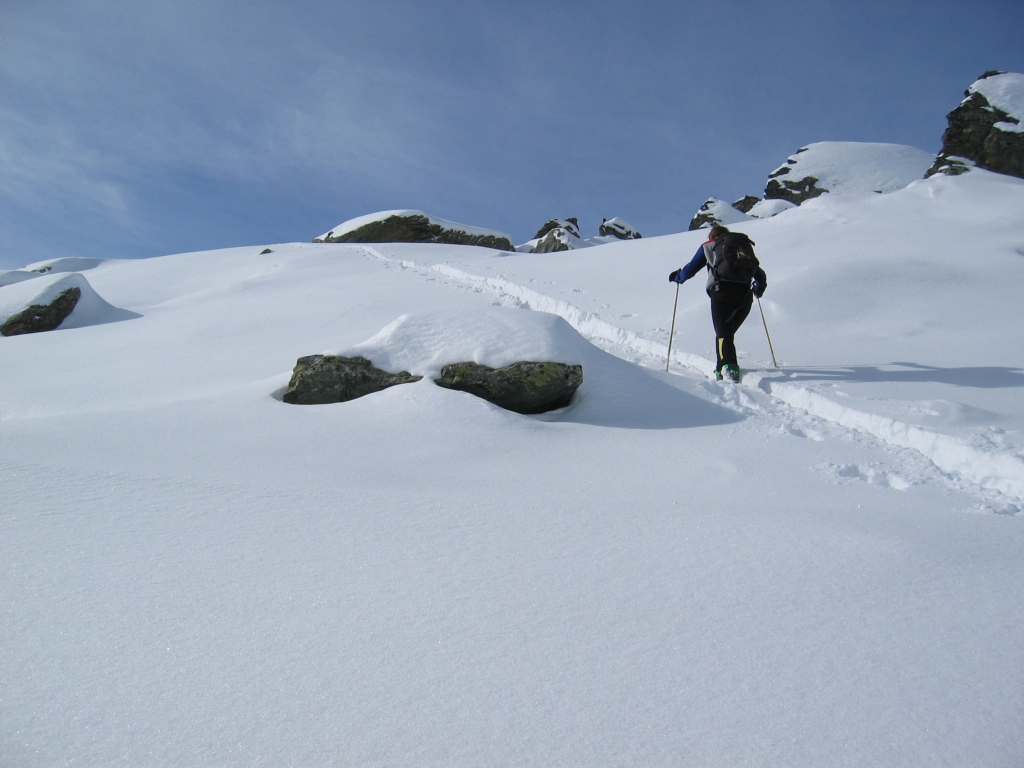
[669,269,681,283]
[752,280,765,298]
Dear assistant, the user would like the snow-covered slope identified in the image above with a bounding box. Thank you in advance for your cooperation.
[3,169,1024,765]
[766,141,936,200]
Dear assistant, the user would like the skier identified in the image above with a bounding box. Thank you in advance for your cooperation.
[669,225,767,382]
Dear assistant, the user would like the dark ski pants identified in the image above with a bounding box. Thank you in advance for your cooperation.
[709,287,753,372]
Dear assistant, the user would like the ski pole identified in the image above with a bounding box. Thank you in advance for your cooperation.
[756,296,778,368]
[666,282,680,372]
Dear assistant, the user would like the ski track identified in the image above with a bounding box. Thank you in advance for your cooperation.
[361,245,1023,512]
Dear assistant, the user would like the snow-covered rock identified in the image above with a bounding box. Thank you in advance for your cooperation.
[314,210,514,251]
[927,71,1024,180]
[598,217,641,240]
[0,272,137,335]
[534,218,581,240]
[688,197,755,230]
[764,142,935,204]
[531,226,586,253]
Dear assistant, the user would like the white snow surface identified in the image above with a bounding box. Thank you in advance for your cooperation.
[339,308,587,377]
[768,141,936,196]
[4,169,1024,766]
[747,197,796,218]
[316,209,513,243]
[969,71,1024,132]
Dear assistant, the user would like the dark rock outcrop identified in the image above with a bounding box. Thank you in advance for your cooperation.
[762,146,828,204]
[283,355,421,405]
[732,196,762,214]
[1,287,81,337]
[534,218,580,240]
[314,214,514,251]
[926,72,1024,180]
[765,173,827,205]
[435,361,582,414]
[532,229,573,253]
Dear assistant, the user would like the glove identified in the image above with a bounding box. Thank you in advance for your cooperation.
[669,269,681,283]
[752,281,765,299]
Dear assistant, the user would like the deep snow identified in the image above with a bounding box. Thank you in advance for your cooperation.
[3,165,1024,766]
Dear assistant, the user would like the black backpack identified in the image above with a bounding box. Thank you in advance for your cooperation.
[709,233,759,285]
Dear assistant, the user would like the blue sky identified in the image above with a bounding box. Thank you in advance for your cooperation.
[1,0,1021,268]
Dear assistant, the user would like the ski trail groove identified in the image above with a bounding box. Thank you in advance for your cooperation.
[362,246,1024,504]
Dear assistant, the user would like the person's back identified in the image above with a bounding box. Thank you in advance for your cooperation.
[669,225,766,381]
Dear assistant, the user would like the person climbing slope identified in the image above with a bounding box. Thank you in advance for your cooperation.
[669,225,767,382]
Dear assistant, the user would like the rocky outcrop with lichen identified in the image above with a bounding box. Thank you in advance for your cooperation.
[926,71,1024,180]
[0,287,81,336]
[283,355,421,405]
[434,361,582,414]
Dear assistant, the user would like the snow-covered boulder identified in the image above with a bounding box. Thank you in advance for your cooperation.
[0,273,137,336]
[598,217,641,240]
[927,71,1024,180]
[688,198,755,230]
[290,308,586,413]
[314,210,514,251]
[764,142,935,204]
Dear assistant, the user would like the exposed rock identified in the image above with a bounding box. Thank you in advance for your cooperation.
[926,72,1024,180]
[314,213,514,251]
[534,218,581,239]
[732,196,762,214]
[434,361,582,414]
[598,217,642,239]
[765,174,827,205]
[532,228,573,253]
[259,248,272,255]
[0,287,81,336]
[282,355,421,405]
